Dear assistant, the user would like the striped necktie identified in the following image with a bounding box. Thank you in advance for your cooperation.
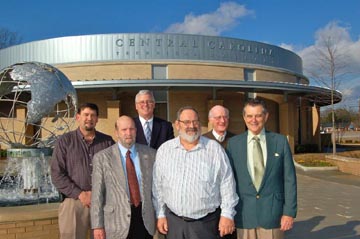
[253,136,264,191]
[144,121,151,146]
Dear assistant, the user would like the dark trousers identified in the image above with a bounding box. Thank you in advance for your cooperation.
[127,204,152,239]
[165,208,221,239]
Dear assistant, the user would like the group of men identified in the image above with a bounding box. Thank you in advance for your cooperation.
[51,89,297,239]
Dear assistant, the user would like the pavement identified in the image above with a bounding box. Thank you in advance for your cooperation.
[285,168,360,239]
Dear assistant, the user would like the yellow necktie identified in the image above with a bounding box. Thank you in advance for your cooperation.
[253,136,264,191]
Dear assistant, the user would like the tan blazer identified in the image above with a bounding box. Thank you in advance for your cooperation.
[91,143,156,239]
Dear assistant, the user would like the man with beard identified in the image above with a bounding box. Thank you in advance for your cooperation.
[51,103,114,239]
[91,116,156,239]
[152,106,238,239]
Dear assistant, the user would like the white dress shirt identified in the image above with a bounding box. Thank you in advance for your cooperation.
[152,136,238,220]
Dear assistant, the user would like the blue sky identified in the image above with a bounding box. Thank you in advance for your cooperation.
[1,0,360,108]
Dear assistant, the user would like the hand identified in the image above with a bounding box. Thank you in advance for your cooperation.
[280,215,294,231]
[78,191,91,208]
[157,217,168,235]
[93,228,106,239]
[218,216,235,237]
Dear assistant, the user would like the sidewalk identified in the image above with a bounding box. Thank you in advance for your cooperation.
[285,169,360,238]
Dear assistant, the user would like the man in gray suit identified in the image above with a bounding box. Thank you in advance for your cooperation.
[91,116,156,239]
[227,98,297,239]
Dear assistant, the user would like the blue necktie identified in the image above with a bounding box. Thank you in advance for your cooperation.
[144,121,151,146]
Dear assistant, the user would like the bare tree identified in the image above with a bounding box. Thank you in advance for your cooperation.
[307,36,349,154]
[0,27,22,49]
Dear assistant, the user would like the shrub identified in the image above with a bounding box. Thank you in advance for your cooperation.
[295,144,319,154]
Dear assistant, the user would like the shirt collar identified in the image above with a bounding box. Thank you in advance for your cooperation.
[212,129,226,141]
[139,116,154,126]
[118,142,136,157]
[174,136,204,150]
[247,128,266,144]
[76,127,97,140]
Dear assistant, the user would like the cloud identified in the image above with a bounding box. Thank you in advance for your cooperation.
[297,21,360,77]
[294,21,360,106]
[164,2,253,36]
[279,43,294,52]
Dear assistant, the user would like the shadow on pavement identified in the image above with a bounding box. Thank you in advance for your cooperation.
[286,216,360,239]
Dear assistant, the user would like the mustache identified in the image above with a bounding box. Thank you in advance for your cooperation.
[185,127,198,132]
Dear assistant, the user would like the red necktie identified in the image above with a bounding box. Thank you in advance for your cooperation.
[126,150,141,207]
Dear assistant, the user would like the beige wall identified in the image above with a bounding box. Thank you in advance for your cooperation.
[169,64,244,80]
[57,61,307,84]
[0,61,316,151]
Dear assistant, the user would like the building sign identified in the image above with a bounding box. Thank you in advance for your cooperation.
[0,33,302,75]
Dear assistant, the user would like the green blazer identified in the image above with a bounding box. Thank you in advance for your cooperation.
[226,130,297,229]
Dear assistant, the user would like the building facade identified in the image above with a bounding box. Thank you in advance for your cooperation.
[0,33,342,151]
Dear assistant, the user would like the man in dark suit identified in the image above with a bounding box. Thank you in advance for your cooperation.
[91,116,156,239]
[226,98,297,239]
[134,90,174,150]
[203,105,235,148]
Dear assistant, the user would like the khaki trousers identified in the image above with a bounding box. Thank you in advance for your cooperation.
[58,198,92,239]
[237,228,284,239]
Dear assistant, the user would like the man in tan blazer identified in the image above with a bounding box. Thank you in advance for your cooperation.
[91,116,156,239]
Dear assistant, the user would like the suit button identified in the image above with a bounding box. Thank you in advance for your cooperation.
[127,214,131,217]
[256,195,260,199]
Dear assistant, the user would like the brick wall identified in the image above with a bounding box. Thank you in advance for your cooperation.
[0,204,60,239]
[0,218,59,239]
[325,155,360,176]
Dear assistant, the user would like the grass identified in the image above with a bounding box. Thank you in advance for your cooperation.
[294,148,360,167]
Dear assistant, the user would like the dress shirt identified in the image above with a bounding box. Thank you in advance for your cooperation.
[51,128,114,199]
[246,128,267,182]
[212,129,227,142]
[152,136,238,220]
[139,116,153,132]
[118,143,143,196]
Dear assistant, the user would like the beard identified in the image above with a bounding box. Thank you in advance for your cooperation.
[179,128,201,143]
[84,125,95,131]
[120,137,135,148]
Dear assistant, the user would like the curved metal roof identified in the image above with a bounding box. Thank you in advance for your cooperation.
[0,33,304,76]
[72,79,341,106]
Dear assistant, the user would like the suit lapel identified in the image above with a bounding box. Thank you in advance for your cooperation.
[239,132,253,184]
[151,118,161,147]
[261,132,276,187]
[136,144,150,199]
[135,117,147,145]
[110,144,127,186]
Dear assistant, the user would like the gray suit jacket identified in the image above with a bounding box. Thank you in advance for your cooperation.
[91,143,156,238]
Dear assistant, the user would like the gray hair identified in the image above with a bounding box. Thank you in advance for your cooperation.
[176,106,199,120]
[243,98,268,116]
[135,89,155,103]
[208,105,229,118]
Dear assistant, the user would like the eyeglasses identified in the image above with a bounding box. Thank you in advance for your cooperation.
[212,115,229,121]
[136,100,155,105]
[178,120,200,126]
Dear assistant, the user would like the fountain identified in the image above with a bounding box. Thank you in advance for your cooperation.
[0,62,77,238]
[0,148,57,206]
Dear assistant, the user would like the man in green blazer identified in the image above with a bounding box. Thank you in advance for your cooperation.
[226,98,297,239]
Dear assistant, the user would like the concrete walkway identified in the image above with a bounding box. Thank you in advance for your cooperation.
[285,169,360,239]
